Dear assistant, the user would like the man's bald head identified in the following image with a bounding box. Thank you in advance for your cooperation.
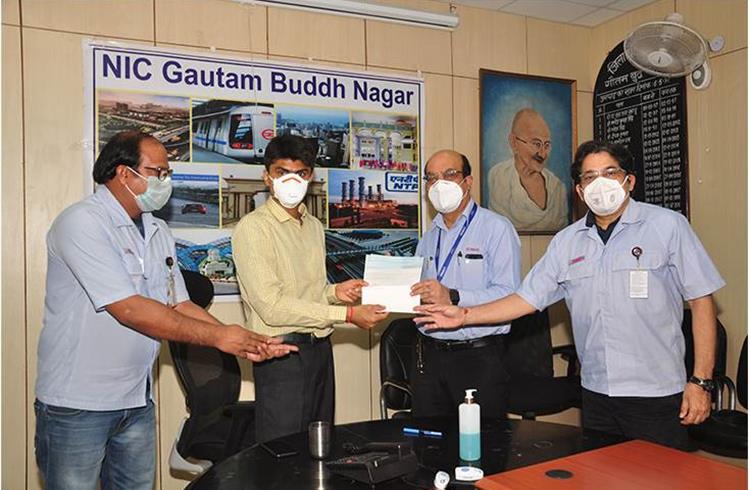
[425,149,472,177]
[508,108,552,173]
[511,108,550,137]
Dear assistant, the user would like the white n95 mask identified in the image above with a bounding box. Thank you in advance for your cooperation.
[428,180,466,214]
[272,175,309,209]
[583,176,628,216]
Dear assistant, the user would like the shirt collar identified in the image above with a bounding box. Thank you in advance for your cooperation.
[433,198,476,231]
[579,198,642,230]
[266,196,308,223]
[95,185,141,228]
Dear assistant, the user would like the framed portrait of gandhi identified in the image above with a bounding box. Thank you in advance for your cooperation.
[480,69,579,234]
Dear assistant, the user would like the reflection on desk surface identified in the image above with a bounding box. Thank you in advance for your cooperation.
[187,418,625,490]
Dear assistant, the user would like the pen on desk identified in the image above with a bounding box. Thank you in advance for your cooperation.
[402,427,443,438]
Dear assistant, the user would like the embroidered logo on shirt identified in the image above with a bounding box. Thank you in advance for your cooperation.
[569,255,585,265]
[465,247,480,252]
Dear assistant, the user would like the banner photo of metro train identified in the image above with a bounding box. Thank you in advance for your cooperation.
[84,41,425,299]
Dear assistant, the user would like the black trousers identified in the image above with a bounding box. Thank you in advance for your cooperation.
[410,335,509,419]
[253,338,334,443]
[581,388,692,451]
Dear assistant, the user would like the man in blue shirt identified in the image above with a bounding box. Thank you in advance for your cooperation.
[415,141,723,450]
[409,150,521,418]
[35,131,296,490]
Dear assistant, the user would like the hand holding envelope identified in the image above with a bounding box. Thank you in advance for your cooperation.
[361,254,425,314]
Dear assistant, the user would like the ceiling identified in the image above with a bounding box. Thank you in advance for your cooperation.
[435,0,661,27]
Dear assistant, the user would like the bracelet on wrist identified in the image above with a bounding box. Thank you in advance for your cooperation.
[346,306,353,323]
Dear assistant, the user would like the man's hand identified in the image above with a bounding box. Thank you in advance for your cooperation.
[410,279,451,305]
[335,279,368,303]
[413,304,466,330]
[350,305,388,330]
[679,382,712,425]
[214,324,298,361]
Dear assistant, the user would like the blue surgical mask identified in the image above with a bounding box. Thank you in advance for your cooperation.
[125,167,172,212]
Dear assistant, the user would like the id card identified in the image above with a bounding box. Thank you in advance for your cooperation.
[629,270,648,299]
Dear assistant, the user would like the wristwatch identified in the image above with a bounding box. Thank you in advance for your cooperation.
[688,375,716,392]
[449,289,460,305]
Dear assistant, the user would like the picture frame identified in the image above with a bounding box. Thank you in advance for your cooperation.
[479,69,579,235]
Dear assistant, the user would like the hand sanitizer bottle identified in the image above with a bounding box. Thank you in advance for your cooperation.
[459,388,480,461]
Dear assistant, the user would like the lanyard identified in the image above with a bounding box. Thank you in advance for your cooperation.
[435,203,478,282]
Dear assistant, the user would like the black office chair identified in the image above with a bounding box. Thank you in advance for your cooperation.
[688,336,747,458]
[379,318,417,419]
[505,309,582,420]
[682,308,728,394]
[168,270,256,475]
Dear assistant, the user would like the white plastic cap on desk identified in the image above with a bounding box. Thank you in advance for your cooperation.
[433,470,450,489]
[455,466,484,481]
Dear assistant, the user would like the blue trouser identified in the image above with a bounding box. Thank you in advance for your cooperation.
[34,399,156,490]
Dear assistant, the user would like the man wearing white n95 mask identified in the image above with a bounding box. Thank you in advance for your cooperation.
[415,141,724,451]
[232,134,388,443]
[409,150,521,418]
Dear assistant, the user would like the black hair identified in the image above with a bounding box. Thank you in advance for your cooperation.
[571,140,634,184]
[264,134,316,170]
[92,130,157,184]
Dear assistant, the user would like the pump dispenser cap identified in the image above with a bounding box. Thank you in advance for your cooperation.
[464,389,477,404]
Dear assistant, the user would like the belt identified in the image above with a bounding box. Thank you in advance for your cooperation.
[419,333,503,352]
[278,332,331,345]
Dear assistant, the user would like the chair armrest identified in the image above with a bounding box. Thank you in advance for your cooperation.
[379,380,413,420]
[552,344,579,378]
[713,374,737,411]
[222,401,257,460]
[222,401,256,416]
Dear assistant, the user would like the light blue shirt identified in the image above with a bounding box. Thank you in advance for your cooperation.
[517,200,725,397]
[35,186,189,411]
[417,199,521,340]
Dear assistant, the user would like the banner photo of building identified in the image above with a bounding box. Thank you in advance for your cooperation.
[84,41,424,299]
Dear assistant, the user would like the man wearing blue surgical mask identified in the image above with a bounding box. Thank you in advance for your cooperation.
[34,131,296,490]
[409,150,521,418]
[415,141,723,451]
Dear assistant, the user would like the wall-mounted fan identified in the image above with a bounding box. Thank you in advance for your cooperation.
[624,13,724,90]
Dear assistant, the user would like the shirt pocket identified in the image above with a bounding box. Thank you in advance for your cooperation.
[122,254,145,291]
[611,252,664,272]
[461,256,485,278]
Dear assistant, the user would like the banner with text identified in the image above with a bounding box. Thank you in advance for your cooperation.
[85,41,424,299]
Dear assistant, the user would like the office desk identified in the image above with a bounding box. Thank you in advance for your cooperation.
[187,418,624,489]
[477,440,747,490]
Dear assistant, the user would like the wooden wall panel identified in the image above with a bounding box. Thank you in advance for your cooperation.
[452,6,527,79]
[528,19,592,92]
[268,7,365,64]
[2,23,27,490]
[22,0,154,40]
[678,0,747,56]
[156,0,267,54]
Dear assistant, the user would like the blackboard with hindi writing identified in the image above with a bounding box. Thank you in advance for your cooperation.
[593,41,689,217]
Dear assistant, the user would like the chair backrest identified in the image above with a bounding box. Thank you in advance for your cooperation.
[738,337,747,409]
[171,270,241,416]
[505,309,554,379]
[681,309,728,380]
[379,318,417,411]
